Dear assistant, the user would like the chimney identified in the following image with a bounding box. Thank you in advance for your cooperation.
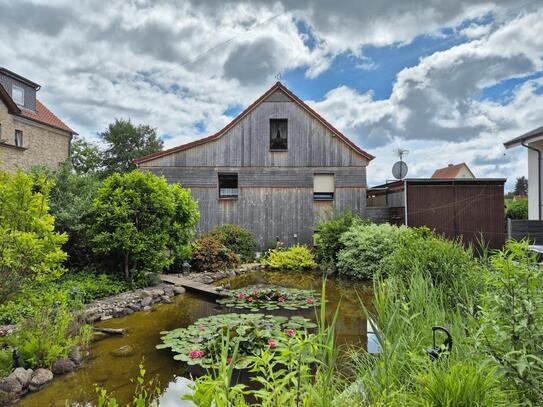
[448,164,454,167]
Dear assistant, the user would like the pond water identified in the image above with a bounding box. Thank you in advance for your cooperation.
[17,271,372,407]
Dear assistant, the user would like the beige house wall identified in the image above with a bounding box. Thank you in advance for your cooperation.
[0,102,71,172]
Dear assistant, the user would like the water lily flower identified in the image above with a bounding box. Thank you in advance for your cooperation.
[248,296,254,302]
[238,292,245,299]
[278,296,285,303]
[268,338,277,349]
[189,350,205,359]
[286,329,295,337]
[306,298,314,304]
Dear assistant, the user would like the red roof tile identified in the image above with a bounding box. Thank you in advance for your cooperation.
[19,100,75,134]
[431,162,475,179]
[134,82,374,164]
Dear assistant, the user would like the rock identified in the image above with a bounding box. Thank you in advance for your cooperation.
[51,358,76,375]
[0,376,22,395]
[125,308,134,315]
[163,287,174,297]
[29,368,53,392]
[173,286,186,295]
[10,368,32,389]
[140,297,152,307]
[112,307,126,317]
[202,276,214,284]
[143,306,152,312]
[68,348,83,366]
[160,295,171,303]
[128,303,141,312]
[110,345,135,358]
[0,389,18,406]
[140,290,152,298]
[100,315,113,321]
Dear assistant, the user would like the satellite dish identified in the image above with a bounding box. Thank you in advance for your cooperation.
[392,161,408,179]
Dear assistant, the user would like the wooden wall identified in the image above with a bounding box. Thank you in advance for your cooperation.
[140,89,369,247]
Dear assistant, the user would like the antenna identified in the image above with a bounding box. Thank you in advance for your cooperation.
[275,73,282,81]
[394,148,409,162]
[392,148,409,180]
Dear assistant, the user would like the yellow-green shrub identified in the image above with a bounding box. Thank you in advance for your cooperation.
[261,245,316,271]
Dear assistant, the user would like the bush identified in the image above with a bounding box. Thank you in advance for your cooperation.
[0,349,13,378]
[336,223,411,280]
[261,245,316,271]
[506,198,528,220]
[381,229,479,307]
[88,170,199,285]
[207,224,257,263]
[191,237,240,273]
[0,169,67,305]
[3,299,91,369]
[313,209,365,268]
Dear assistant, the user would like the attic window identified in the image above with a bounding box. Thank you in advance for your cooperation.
[218,173,238,199]
[12,85,24,106]
[270,119,288,151]
[313,174,334,201]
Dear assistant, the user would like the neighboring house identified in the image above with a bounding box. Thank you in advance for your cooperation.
[431,162,475,179]
[504,126,543,220]
[135,82,374,247]
[0,67,76,172]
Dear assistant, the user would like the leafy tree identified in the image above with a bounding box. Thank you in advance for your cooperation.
[88,170,199,285]
[0,169,67,305]
[100,119,163,175]
[71,136,103,174]
[513,176,528,196]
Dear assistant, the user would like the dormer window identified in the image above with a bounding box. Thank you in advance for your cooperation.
[12,85,24,106]
[270,119,287,151]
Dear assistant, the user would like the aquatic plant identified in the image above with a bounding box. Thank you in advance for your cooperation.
[216,285,321,311]
[157,313,317,368]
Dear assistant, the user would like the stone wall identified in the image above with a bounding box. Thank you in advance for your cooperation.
[0,103,71,172]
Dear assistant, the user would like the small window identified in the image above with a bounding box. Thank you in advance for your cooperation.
[219,173,238,199]
[12,85,24,106]
[270,119,288,150]
[313,174,334,200]
[14,130,23,147]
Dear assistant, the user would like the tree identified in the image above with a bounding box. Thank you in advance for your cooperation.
[514,176,528,196]
[0,169,67,305]
[100,119,163,176]
[71,136,103,174]
[88,170,199,285]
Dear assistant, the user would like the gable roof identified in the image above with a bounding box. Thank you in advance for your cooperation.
[431,162,475,179]
[504,125,543,148]
[0,84,75,134]
[134,81,374,164]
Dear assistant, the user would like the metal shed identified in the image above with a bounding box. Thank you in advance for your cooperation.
[367,178,506,249]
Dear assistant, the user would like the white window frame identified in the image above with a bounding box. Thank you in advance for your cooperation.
[15,130,23,148]
[12,85,24,106]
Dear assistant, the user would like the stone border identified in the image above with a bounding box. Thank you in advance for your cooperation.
[0,264,261,405]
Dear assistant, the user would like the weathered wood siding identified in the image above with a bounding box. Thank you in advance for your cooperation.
[140,89,369,247]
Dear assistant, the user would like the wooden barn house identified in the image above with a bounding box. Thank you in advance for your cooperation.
[134,82,374,247]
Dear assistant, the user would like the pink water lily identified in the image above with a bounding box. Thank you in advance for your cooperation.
[286,329,295,338]
[306,298,314,304]
[238,292,245,299]
[189,351,205,359]
[278,296,285,303]
[268,338,277,349]
[248,296,254,302]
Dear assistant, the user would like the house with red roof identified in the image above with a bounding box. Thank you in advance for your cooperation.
[431,162,475,179]
[135,82,373,247]
[0,67,76,172]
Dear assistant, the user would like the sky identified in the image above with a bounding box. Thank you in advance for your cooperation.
[2,0,543,190]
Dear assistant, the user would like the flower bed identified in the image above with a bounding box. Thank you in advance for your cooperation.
[157,313,317,368]
[216,285,321,311]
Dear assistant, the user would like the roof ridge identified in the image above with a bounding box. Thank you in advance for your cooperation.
[134,82,374,164]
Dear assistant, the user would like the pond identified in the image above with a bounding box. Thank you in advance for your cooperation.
[17,271,372,407]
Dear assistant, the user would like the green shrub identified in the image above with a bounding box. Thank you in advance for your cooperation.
[207,224,257,263]
[506,198,528,220]
[0,169,67,305]
[477,240,543,403]
[4,300,92,369]
[336,223,411,280]
[0,348,13,377]
[88,170,199,285]
[313,209,365,268]
[261,245,316,271]
[381,229,479,307]
[191,237,240,272]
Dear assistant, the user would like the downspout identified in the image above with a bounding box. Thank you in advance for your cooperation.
[521,141,542,220]
[403,179,408,226]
